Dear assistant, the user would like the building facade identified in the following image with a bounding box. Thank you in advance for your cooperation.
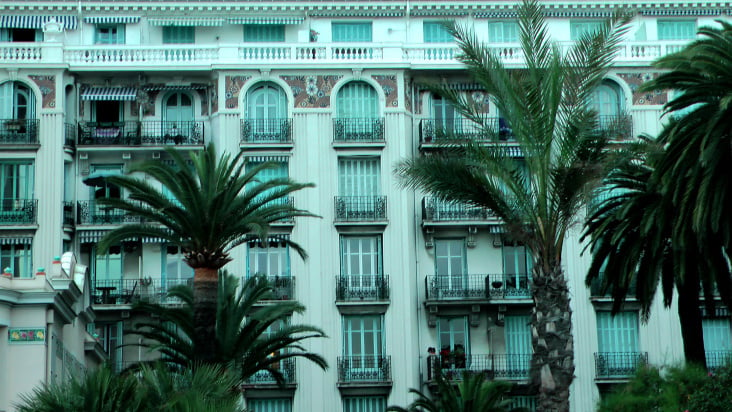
[0,1,729,411]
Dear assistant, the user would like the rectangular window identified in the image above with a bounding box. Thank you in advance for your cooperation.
[340,235,382,277]
[244,25,285,42]
[94,24,125,44]
[332,22,372,42]
[94,245,123,282]
[162,26,194,44]
[596,311,641,377]
[570,20,603,40]
[423,21,452,43]
[0,28,43,42]
[703,318,732,369]
[163,245,193,285]
[248,239,290,277]
[95,322,123,372]
[504,315,531,376]
[489,21,519,43]
[438,317,468,368]
[657,20,696,40]
[338,157,380,197]
[502,243,532,295]
[0,243,32,278]
[343,315,383,357]
[248,398,292,412]
[343,396,387,412]
[0,161,34,201]
[246,160,288,205]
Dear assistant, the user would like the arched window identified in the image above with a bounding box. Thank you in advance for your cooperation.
[592,81,630,138]
[335,81,381,142]
[0,81,35,120]
[161,92,194,142]
[244,82,288,142]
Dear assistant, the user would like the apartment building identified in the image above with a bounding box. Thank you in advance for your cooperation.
[0,1,729,411]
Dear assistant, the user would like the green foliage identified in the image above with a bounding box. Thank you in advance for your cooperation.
[387,372,527,412]
[129,271,327,381]
[15,363,243,412]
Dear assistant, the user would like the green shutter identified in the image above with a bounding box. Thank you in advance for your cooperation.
[336,82,378,119]
[570,21,602,40]
[338,158,380,197]
[163,26,194,44]
[423,22,452,43]
[657,20,697,40]
[505,315,532,355]
[489,21,519,43]
[332,22,372,42]
[596,311,639,353]
[244,25,285,42]
[248,398,292,412]
[343,396,386,412]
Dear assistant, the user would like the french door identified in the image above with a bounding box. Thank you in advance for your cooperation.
[434,239,466,298]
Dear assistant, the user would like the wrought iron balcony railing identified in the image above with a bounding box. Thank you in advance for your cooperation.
[419,117,513,143]
[337,355,391,383]
[78,121,141,145]
[333,118,385,143]
[62,201,74,226]
[241,118,292,144]
[594,352,648,379]
[336,274,389,301]
[247,275,295,301]
[91,278,193,305]
[139,121,204,145]
[0,199,37,224]
[334,196,387,222]
[244,358,296,385]
[64,122,76,147]
[426,353,530,381]
[486,273,532,299]
[0,119,39,144]
[597,114,633,140]
[425,274,532,301]
[422,197,495,222]
[706,350,732,372]
[77,201,141,225]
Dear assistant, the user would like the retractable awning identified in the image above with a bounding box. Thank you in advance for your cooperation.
[228,17,304,25]
[142,84,208,91]
[77,230,109,244]
[80,87,138,101]
[0,236,32,245]
[149,17,225,27]
[246,155,290,163]
[83,16,141,24]
[0,15,78,30]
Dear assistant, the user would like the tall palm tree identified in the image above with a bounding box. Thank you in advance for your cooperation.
[396,0,630,409]
[96,143,315,362]
[386,372,527,412]
[129,271,327,381]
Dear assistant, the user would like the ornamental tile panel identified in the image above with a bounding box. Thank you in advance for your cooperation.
[211,78,219,114]
[617,72,668,106]
[281,75,342,108]
[9,328,46,343]
[224,75,251,109]
[405,80,413,113]
[372,75,398,108]
[28,75,55,109]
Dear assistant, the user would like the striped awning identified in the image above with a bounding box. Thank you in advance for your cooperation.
[418,82,483,91]
[80,87,137,101]
[228,17,304,25]
[489,225,505,234]
[0,15,78,30]
[83,16,141,24]
[149,17,225,27]
[142,84,208,91]
[248,234,291,247]
[0,236,32,245]
[77,230,108,244]
[246,155,289,163]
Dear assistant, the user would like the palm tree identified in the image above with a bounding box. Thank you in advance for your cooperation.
[129,271,327,382]
[386,372,527,412]
[395,0,631,409]
[96,143,315,362]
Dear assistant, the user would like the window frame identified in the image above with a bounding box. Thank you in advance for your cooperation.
[243,24,286,42]
[0,243,32,278]
[94,24,125,44]
[423,21,453,43]
[332,22,373,42]
[657,19,697,41]
[162,25,195,44]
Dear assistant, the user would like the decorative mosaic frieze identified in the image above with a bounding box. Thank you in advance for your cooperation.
[211,78,219,114]
[28,75,55,109]
[618,72,668,106]
[404,80,413,113]
[281,75,342,108]
[372,75,398,108]
[9,328,46,343]
[224,75,251,109]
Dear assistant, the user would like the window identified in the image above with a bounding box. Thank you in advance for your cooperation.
[89,164,122,202]
[434,239,466,296]
[657,20,696,40]
[94,24,125,44]
[248,238,290,278]
[0,243,32,278]
[570,20,603,40]
[163,245,193,286]
[94,322,123,372]
[162,92,194,140]
[502,242,532,296]
[0,81,35,120]
[343,315,384,362]
[0,28,42,42]
[245,82,288,141]
[247,398,292,412]
[338,157,380,198]
[438,317,469,369]
[592,81,622,118]
[332,22,372,42]
[489,21,519,43]
[162,26,194,44]
[505,315,531,376]
[702,318,732,369]
[247,159,289,203]
[94,245,123,282]
[423,21,452,43]
[340,235,382,298]
[0,161,34,202]
[92,100,122,123]
[343,397,386,412]
[596,311,641,377]
[244,25,285,42]
[336,81,378,120]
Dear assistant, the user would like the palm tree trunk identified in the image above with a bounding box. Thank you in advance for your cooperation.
[193,267,218,364]
[531,265,574,412]
[677,274,706,368]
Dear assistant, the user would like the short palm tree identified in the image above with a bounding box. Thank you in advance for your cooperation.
[130,271,327,382]
[386,372,527,412]
[96,143,315,361]
[396,0,630,409]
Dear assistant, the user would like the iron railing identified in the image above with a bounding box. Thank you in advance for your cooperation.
[334,196,387,222]
[422,197,495,222]
[64,122,76,147]
[62,201,74,225]
[594,352,648,379]
[78,121,140,145]
[138,121,203,145]
[247,276,295,301]
[486,273,532,299]
[91,278,193,305]
[597,114,633,140]
[333,118,385,143]
[0,119,39,144]
[426,353,530,381]
[0,199,37,224]
[706,350,732,372]
[77,201,141,225]
[425,274,489,300]
[419,117,514,143]
[244,358,296,385]
[241,118,292,143]
[336,274,389,301]
[337,355,391,383]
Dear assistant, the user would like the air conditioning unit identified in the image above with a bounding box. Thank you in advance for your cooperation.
[152,152,161,159]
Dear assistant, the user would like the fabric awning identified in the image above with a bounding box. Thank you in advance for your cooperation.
[83,16,141,24]
[0,236,32,245]
[228,17,304,25]
[149,17,225,27]
[77,230,109,244]
[0,15,78,30]
[246,155,290,163]
[142,84,208,91]
[80,87,137,101]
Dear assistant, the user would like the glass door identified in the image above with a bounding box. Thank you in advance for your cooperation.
[434,239,466,298]
[340,235,381,298]
[343,316,383,380]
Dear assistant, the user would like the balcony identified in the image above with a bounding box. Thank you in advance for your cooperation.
[243,358,296,387]
[337,356,391,385]
[706,350,732,372]
[597,114,633,141]
[334,196,387,223]
[64,122,76,148]
[419,118,513,144]
[486,274,532,300]
[422,197,496,225]
[594,352,648,379]
[0,119,39,145]
[79,121,204,147]
[62,201,74,226]
[425,274,489,302]
[78,121,140,146]
[426,353,530,381]
[336,274,389,302]
[77,201,140,225]
[91,278,192,305]
[248,276,295,301]
[240,118,292,146]
[333,118,385,145]
[0,199,37,225]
